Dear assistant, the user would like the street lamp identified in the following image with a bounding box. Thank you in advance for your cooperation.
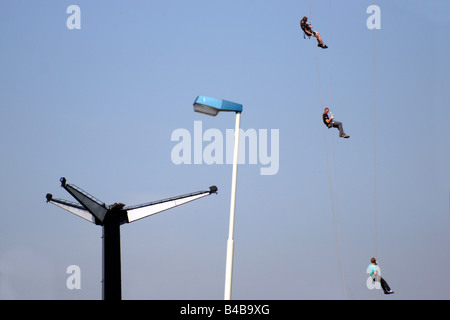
[193,95,243,300]
[46,177,218,300]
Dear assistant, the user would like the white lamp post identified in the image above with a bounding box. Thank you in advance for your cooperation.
[193,96,243,300]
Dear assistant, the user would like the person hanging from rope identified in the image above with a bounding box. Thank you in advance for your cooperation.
[300,16,328,49]
[323,107,350,138]
[368,257,394,295]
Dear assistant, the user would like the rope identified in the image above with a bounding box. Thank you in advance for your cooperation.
[372,5,378,260]
[329,0,339,228]
[371,3,382,298]
[309,0,312,24]
[312,0,347,299]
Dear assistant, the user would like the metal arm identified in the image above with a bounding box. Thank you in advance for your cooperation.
[47,178,218,225]
[46,193,99,224]
[125,186,218,223]
[60,177,108,223]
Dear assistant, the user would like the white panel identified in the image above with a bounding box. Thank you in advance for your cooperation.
[127,193,208,223]
[51,201,96,224]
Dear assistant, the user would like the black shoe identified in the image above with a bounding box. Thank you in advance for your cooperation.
[339,134,350,138]
[384,290,394,295]
[322,44,328,49]
[318,43,323,47]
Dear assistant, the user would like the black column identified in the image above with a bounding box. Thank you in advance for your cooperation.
[102,211,122,300]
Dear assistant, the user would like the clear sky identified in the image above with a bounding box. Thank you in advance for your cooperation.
[0,0,449,300]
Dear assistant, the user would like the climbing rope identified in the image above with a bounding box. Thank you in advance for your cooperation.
[372,2,378,260]
[308,0,381,297]
[310,0,347,299]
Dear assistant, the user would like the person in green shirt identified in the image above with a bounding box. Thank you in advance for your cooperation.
[368,257,394,294]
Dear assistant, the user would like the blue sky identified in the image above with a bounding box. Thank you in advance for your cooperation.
[0,0,449,300]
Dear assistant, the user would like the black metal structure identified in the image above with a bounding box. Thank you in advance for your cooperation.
[46,177,218,300]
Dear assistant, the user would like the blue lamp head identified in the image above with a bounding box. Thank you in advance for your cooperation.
[193,96,243,116]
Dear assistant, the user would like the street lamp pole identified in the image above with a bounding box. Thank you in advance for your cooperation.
[224,111,241,300]
[192,96,243,300]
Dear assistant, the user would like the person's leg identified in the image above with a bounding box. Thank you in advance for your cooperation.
[313,31,324,46]
[380,277,393,294]
[332,121,344,136]
[313,31,327,48]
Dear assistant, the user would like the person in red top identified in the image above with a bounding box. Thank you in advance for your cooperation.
[300,16,328,49]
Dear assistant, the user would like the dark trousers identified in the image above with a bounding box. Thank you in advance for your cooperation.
[329,120,346,136]
[380,277,392,294]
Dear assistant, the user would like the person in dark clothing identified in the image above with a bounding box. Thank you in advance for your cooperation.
[323,107,349,138]
[300,16,328,49]
[368,257,394,295]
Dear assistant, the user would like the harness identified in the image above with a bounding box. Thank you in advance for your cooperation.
[301,21,312,39]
